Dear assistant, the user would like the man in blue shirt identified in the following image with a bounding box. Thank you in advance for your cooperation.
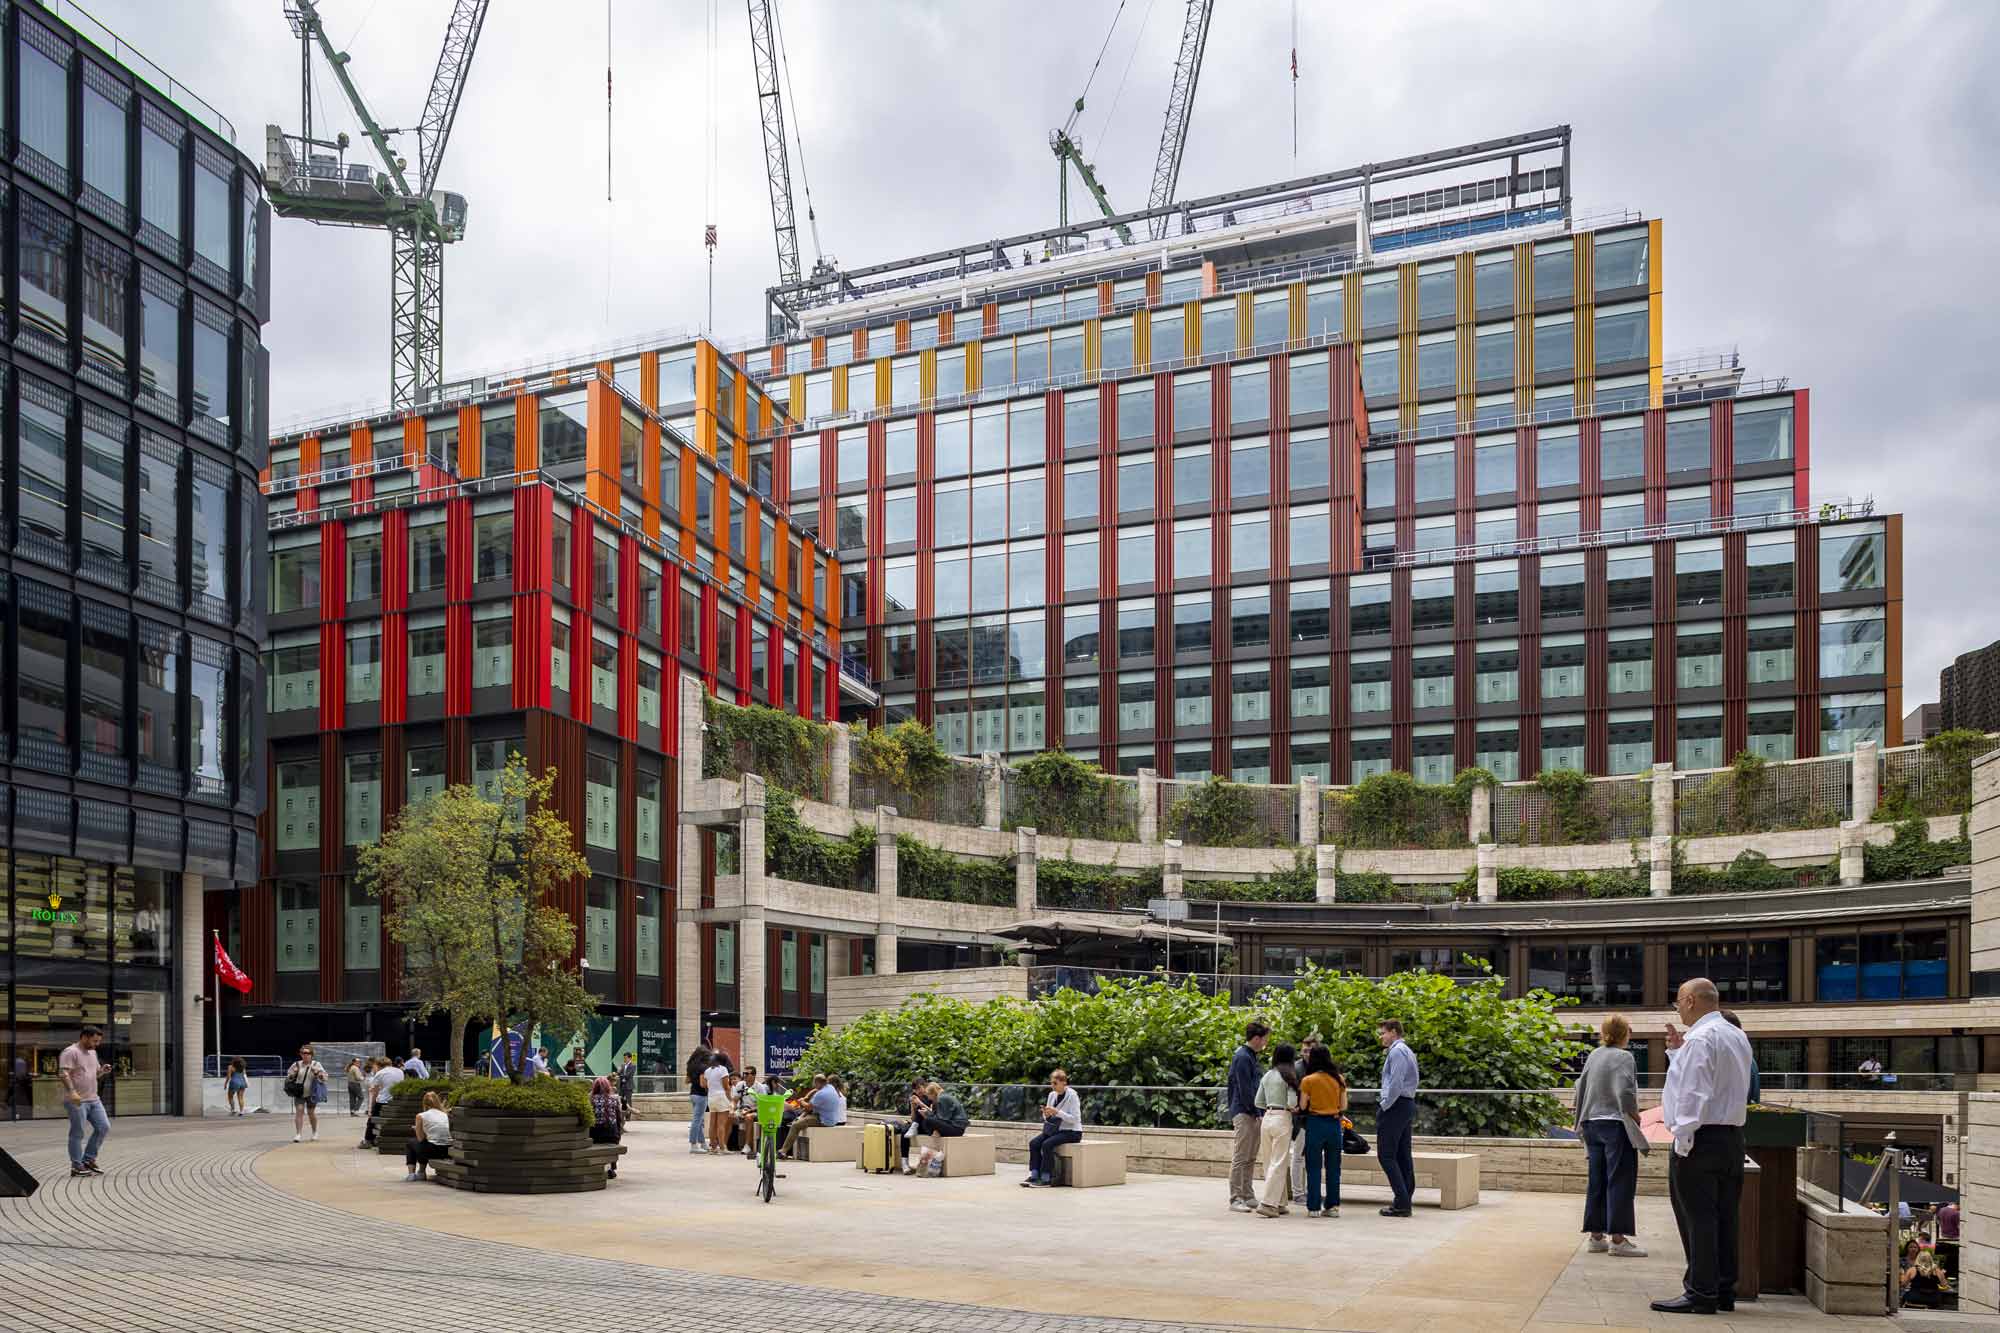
[402,1048,430,1079]
[1226,1020,1270,1213]
[1376,1019,1419,1216]
[781,1075,848,1158]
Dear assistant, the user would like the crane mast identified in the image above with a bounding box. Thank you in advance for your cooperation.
[1147,0,1214,238]
[747,0,802,289]
[265,0,486,409]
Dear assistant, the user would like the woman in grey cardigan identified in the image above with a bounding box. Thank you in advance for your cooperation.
[1573,1013,1647,1256]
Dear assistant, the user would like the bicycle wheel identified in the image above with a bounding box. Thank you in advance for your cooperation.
[760,1153,775,1202]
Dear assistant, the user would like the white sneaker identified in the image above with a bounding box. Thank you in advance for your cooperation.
[1305,1208,1321,1218]
[1587,1236,1609,1253]
[1609,1240,1648,1258]
[1229,1199,1254,1213]
[310,1129,318,1142]
[291,1134,300,1143]
[1324,1206,1339,1218]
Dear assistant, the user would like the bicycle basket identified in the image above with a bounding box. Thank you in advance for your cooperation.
[755,1093,786,1132]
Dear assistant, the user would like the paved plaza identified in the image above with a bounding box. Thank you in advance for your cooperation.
[0,1113,1921,1333]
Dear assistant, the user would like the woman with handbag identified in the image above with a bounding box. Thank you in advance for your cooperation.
[1573,1013,1648,1257]
[1298,1046,1348,1218]
[285,1043,327,1143]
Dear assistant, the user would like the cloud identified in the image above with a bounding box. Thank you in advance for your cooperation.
[97,0,2000,704]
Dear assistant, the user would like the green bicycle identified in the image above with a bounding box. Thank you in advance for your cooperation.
[754,1093,786,1202]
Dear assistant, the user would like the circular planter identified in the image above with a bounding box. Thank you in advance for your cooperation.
[428,1108,623,1193]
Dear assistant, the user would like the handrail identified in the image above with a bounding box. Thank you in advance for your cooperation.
[1381,499,1875,569]
[39,0,238,144]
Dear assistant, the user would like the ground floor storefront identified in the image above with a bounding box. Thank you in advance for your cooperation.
[2,850,188,1119]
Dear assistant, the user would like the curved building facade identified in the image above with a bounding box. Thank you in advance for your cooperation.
[1,0,268,1117]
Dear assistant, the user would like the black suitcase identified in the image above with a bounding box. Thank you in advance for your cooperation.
[0,1144,39,1197]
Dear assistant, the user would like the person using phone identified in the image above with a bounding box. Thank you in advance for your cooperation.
[1022,1070,1082,1188]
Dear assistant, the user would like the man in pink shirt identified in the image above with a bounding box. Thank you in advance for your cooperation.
[58,1025,111,1178]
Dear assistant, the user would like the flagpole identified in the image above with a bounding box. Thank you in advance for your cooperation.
[211,930,222,1084]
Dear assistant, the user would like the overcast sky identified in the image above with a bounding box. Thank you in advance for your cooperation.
[93,0,2000,708]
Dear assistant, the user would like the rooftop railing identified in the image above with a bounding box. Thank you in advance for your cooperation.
[1381,499,1875,570]
[40,0,238,144]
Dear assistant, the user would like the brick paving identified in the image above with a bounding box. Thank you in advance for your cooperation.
[0,1116,1285,1333]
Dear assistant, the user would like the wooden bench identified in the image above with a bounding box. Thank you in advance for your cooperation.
[796,1124,862,1162]
[1336,1150,1480,1209]
[939,1132,995,1177]
[1052,1139,1126,1187]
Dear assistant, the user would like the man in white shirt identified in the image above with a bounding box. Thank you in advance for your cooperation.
[1651,977,1755,1316]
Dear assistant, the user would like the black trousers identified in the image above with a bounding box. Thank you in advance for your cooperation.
[1375,1098,1416,1211]
[405,1138,449,1169]
[1668,1125,1744,1303]
[1582,1119,1639,1237]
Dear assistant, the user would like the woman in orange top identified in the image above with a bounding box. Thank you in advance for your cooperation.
[1297,1046,1349,1218]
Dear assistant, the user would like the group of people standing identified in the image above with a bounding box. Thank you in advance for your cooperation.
[1224,1018,1418,1219]
[681,1044,844,1161]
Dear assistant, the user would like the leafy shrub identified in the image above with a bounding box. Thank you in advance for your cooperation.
[1165,776,1280,847]
[1007,751,1137,840]
[853,719,954,793]
[703,695,832,798]
[1465,864,1648,902]
[1531,769,1604,844]
[384,1075,457,1104]
[1877,729,1995,820]
[895,834,1015,906]
[1036,858,1163,912]
[765,786,873,890]
[798,969,1582,1139]
[448,1076,594,1128]
[1672,848,1833,895]
[1863,815,1971,882]
[1327,769,1487,850]
[1185,851,1316,902]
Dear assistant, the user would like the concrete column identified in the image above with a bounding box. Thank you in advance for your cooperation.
[739,774,767,910]
[1852,740,1879,824]
[1315,845,1339,902]
[1162,839,1184,900]
[981,751,1003,830]
[674,905,703,1081]
[1650,762,1676,837]
[874,807,899,908]
[737,907,767,1079]
[1838,820,1865,887]
[1015,827,1039,917]
[1299,775,1322,846]
[1968,751,1999,999]
[874,926,900,976]
[1467,782,1492,845]
[1476,844,1498,903]
[1137,769,1160,844]
[1649,834,1673,898]
[1965,1093,2000,1314]
[829,724,853,809]
[180,873,206,1116]
[679,674,708,809]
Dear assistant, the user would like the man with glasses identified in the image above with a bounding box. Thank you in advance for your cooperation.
[1651,978,1755,1316]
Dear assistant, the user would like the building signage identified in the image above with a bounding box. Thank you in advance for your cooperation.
[28,893,79,927]
[765,1023,817,1078]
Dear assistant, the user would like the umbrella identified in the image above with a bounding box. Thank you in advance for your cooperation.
[1842,1158,1959,1208]
[994,915,1234,950]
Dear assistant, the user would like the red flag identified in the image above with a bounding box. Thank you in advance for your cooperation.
[213,937,252,994]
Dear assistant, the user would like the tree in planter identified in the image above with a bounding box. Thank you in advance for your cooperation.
[362,756,596,1085]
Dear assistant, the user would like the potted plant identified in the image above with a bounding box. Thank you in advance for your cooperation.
[1743,1103,1808,1148]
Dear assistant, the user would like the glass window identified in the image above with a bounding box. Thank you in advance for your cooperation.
[1411,648,1453,711]
[1175,666,1213,728]
[1820,608,1886,679]
[1305,280,1344,338]
[1606,628,1653,695]
[1364,454,1394,511]
[1745,534,1793,600]
[17,197,72,364]
[1475,640,1519,704]
[1063,533,1098,597]
[1062,605,1100,668]
[1819,522,1884,593]
[1230,587,1270,651]
[1476,506,1516,548]
[1676,540,1723,609]
[1664,409,1710,473]
[1064,680,1099,737]
[585,754,618,851]
[1594,302,1648,366]
[1410,571,1453,630]
[1733,477,1792,519]
[1288,353,1328,420]
[1173,518,1211,581]
[1606,546,1652,614]
[1593,230,1649,290]
[1350,574,1390,636]
[1537,426,1580,488]
[1064,389,1098,451]
[1677,706,1724,771]
[1676,623,1723,691]
[1532,241,1573,304]
[472,605,513,690]
[1173,592,1212,655]
[1360,272,1399,330]
[1413,442,1454,504]
[1474,324,1513,383]
[1600,417,1644,482]
[187,640,228,797]
[409,518,447,593]
[1540,555,1585,621]
[1351,728,1391,782]
[1360,341,1398,401]
[1474,561,1518,624]
[539,390,588,466]
[1117,457,1154,515]
[1229,511,1269,571]
[1229,362,1270,426]
[1289,579,1330,643]
[1201,299,1236,356]
[408,614,447,697]
[1474,435,1514,496]
[1230,437,1270,501]
[1117,525,1154,585]
[1415,333,1455,394]
[1173,445,1210,508]
[1746,616,1793,686]
[345,622,382,703]
[193,154,232,273]
[1117,381,1154,444]
[269,539,320,615]
[1533,314,1574,378]
[1291,505,1330,567]
[1819,692,1884,755]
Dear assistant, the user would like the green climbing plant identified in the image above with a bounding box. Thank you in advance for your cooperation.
[763,786,873,890]
[1163,775,1279,847]
[1035,858,1163,912]
[894,834,1016,907]
[703,695,833,799]
[1007,751,1137,840]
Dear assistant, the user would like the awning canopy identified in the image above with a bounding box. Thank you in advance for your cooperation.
[995,915,1234,950]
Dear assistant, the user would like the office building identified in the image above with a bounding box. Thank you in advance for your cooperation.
[0,1,269,1116]
[1940,638,2000,734]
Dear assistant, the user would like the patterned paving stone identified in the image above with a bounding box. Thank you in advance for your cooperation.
[0,1117,1286,1333]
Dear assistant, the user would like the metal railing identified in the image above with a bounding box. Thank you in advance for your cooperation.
[39,0,238,144]
[1382,499,1874,569]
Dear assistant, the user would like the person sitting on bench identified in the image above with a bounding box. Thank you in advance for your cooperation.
[779,1075,846,1158]
[911,1081,969,1177]
[404,1092,452,1181]
[1022,1070,1083,1188]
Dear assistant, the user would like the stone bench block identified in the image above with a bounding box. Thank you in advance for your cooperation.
[798,1124,863,1162]
[941,1132,995,1177]
[1054,1139,1126,1187]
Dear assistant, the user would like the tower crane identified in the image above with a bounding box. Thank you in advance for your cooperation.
[1051,0,1215,244]
[264,0,491,410]
[1146,0,1214,238]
